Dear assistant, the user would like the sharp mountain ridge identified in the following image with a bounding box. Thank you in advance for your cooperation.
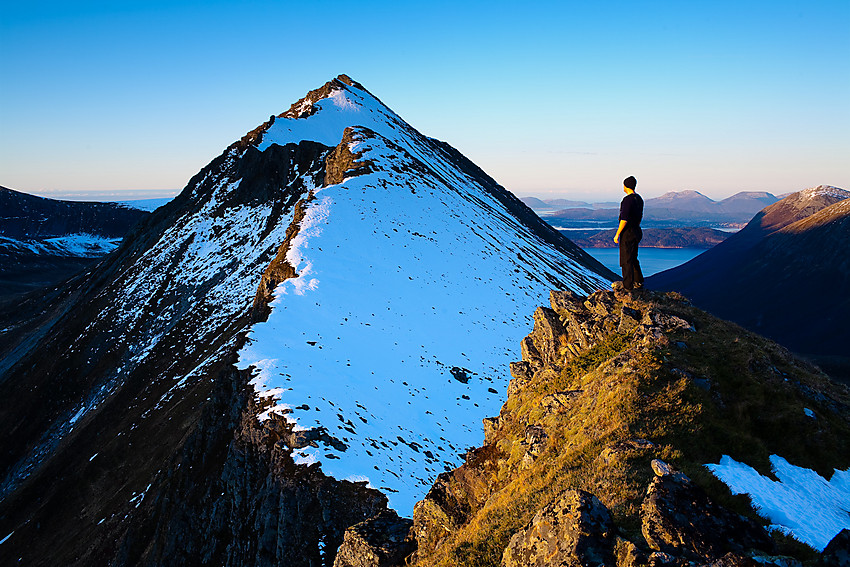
[0,75,613,566]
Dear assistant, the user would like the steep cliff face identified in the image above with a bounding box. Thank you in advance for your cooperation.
[408,288,850,566]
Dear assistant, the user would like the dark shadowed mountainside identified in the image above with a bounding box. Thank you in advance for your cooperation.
[0,186,148,239]
[0,186,150,298]
[647,185,850,376]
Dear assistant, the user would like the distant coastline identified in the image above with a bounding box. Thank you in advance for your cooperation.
[562,227,731,249]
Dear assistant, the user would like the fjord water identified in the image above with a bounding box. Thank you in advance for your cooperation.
[583,247,704,277]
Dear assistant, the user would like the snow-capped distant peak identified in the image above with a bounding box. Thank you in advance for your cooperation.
[798,185,848,201]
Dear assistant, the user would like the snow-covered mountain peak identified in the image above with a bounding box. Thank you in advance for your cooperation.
[233,78,612,514]
[797,184,848,202]
[260,75,403,150]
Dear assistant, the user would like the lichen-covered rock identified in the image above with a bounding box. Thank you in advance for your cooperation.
[333,510,415,567]
[411,445,502,560]
[641,466,774,561]
[619,305,642,333]
[641,308,693,332]
[501,489,614,567]
[529,306,568,371]
[705,552,761,567]
[614,537,647,567]
[550,289,587,315]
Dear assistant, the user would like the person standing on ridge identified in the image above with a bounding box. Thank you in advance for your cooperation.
[613,175,644,290]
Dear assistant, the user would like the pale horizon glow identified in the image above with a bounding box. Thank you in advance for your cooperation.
[1,1,848,204]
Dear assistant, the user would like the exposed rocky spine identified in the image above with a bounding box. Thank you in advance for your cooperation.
[407,287,850,566]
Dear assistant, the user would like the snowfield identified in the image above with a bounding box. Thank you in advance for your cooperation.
[707,454,850,551]
[237,80,610,514]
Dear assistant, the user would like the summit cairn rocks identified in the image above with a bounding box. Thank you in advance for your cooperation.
[502,489,614,567]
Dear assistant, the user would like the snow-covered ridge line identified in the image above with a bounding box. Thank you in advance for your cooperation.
[237,79,610,514]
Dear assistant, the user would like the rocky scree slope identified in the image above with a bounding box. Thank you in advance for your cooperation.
[0,75,613,566]
[395,287,850,566]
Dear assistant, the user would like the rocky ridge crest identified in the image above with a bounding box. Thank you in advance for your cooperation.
[392,287,850,566]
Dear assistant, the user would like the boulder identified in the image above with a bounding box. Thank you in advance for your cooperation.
[502,489,614,567]
[614,537,648,567]
[641,464,774,561]
[333,510,415,567]
[550,289,587,315]
[619,305,642,333]
[529,306,568,371]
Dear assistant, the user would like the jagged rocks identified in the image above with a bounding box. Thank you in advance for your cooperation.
[333,510,416,567]
[526,307,568,372]
[509,361,534,395]
[550,289,587,313]
[502,489,614,567]
[705,553,763,567]
[640,461,774,561]
[325,126,376,185]
[548,289,628,360]
[619,305,643,334]
[411,445,502,560]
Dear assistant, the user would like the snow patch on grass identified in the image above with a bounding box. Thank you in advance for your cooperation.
[706,454,850,551]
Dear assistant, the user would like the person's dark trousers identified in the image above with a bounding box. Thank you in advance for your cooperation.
[619,227,644,290]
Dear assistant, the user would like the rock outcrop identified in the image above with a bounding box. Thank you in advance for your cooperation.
[408,287,850,567]
[502,489,614,567]
[640,459,773,561]
[334,510,416,567]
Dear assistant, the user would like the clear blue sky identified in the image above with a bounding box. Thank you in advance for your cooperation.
[1,0,848,202]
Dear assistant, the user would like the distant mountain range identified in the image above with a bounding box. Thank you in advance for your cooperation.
[523,191,780,229]
[647,185,850,372]
[0,186,149,297]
